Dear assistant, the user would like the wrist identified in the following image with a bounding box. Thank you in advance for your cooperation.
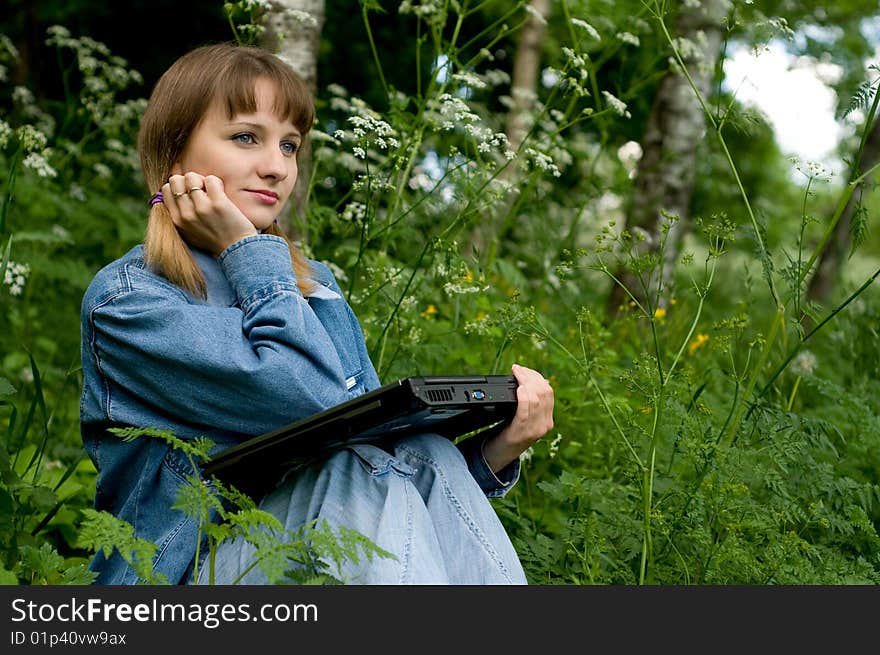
[481,430,524,474]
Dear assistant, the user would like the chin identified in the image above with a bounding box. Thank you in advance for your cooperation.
[243,213,277,232]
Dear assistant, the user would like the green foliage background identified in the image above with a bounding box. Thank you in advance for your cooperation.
[1,0,880,584]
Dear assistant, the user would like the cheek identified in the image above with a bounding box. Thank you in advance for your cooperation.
[178,143,233,179]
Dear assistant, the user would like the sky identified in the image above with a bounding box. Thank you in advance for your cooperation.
[723,21,880,184]
[724,41,848,175]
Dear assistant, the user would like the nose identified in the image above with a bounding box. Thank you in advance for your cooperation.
[257,145,292,181]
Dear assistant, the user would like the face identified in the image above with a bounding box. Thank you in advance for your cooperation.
[174,78,302,231]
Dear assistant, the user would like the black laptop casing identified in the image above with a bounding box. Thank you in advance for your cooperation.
[202,375,518,497]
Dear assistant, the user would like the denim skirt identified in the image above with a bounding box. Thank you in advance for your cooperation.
[193,433,527,584]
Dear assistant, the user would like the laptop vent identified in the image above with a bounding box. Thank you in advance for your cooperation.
[427,388,454,402]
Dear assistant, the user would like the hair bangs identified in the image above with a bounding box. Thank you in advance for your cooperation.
[220,59,314,135]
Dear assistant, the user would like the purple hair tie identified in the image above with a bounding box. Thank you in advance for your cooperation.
[149,192,164,206]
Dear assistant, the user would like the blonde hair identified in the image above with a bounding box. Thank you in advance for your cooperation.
[139,43,315,297]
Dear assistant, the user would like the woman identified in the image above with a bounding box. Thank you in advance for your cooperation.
[80,43,554,585]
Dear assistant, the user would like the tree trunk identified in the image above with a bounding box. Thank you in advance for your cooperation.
[806,115,880,305]
[469,0,550,262]
[607,0,729,315]
[259,0,326,238]
[505,0,549,154]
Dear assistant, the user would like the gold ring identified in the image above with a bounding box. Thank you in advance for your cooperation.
[188,187,203,193]
[172,191,186,198]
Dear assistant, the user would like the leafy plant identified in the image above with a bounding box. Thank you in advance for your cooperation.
[77,427,395,585]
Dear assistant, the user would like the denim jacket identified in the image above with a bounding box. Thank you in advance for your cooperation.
[80,235,519,585]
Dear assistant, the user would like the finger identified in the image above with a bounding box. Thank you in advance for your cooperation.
[183,172,208,211]
[512,363,547,386]
[160,181,181,223]
[203,175,224,199]
[168,174,189,200]
[183,172,205,195]
[165,175,193,223]
[203,175,232,210]
[515,381,537,422]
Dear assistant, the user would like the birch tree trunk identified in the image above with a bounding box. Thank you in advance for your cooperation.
[470,0,550,261]
[259,0,326,236]
[505,0,550,153]
[608,0,729,314]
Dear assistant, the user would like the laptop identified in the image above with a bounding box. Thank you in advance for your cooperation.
[202,374,518,497]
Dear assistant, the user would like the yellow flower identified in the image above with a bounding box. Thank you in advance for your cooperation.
[420,304,438,318]
[462,270,474,282]
[688,333,709,354]
[653,307,667,319]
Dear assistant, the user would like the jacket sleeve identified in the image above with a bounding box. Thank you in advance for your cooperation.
[87,236,352,436]
[456,427,521,497]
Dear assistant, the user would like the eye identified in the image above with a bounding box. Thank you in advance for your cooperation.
[232,132,256,145]
[280,140,299,156]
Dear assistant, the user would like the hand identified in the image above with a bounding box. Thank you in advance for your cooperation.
[162,173,258,256]
[482,363,554,473]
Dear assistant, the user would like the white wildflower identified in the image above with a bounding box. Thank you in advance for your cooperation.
[309,130,339,145]
[768,17,794,40]
[69,184,87,202]
[571,18,600,41]
[342,201,367,222]
[673,35,706,63]
[285,9,318,27]
[0,120,10,149]
[93,162,112,178]
[524,4,547,25]
[51,224,72,241]
[541,67,559,89]
[443,280,488,295]
[398,0,445,20]
[4,261,30,296]
[452,71,487,90]
[15,124,47,152]
[617,32,640,47]
[23,151,57,178]
[12,86,35,109]
[327,83,348,97]
[242,0,271,11]
[0,34,20,61]
[562,47,589,79]
[790,350,818,376]
[617,140,643,168]
[602,90,631,118]
[525,148,562,177]
[463,315,491,336]
[483,69,510,87]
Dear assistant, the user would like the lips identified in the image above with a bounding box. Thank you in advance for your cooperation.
[247,189,279,199]
[247,189,280,205]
